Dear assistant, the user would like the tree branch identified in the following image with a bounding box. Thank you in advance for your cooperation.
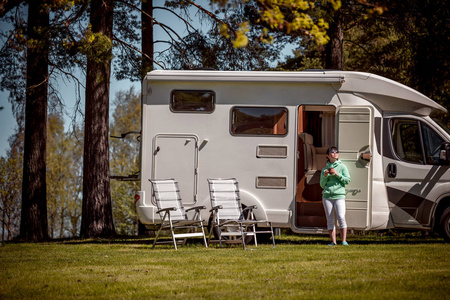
[112,35,165,69]
[0,0,24,18]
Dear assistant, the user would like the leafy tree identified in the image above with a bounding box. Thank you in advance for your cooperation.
[110,88,141,235]
[276,0,387,70]
[0,130,23,241]
[20,0,50,241]
[339,0,449,117]
[381,0,450,114]
[210,0,336,47]
[47,112,83,238]
[0,0,90,241]
[165,2,284,70]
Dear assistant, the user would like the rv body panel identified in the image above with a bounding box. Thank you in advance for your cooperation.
[136,70,450,239]
[382,114,450,229]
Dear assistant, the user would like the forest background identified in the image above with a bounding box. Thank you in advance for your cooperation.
[0,0,449,241]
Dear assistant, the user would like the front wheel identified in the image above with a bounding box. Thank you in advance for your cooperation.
[439,206,450,242]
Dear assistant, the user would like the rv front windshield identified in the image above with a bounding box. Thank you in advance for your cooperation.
[431,117,450,136]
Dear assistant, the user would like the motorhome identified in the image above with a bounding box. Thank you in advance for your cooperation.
[135,70,450,242]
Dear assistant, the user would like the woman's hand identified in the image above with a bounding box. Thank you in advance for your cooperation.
[328,168,337,175]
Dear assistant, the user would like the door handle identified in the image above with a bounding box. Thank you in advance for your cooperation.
[154,146,160,155]
[387,163,397,178]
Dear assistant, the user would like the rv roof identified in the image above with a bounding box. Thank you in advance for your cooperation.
[145,70,446,115]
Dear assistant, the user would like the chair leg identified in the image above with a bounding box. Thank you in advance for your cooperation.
[240,223,247,250]
[218,225,223,247]
[201,224,208,248]
[270,222,275,248]
[252,224,258,247]
[208,226,213,246]
[171,227,178,250]
[152,225,164,249]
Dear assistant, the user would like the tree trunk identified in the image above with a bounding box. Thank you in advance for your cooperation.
[141,0,154,79]
[20,0,49,242]
[80,0,115,238]
[139,0,153,236]
[325,10,343,70]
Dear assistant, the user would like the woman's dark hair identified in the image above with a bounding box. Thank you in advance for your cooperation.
[326,146,339,162]
[326,146,338,155]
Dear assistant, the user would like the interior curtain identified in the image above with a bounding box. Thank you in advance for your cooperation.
[321,112,335,147]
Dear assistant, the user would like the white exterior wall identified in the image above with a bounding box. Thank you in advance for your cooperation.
[139,79,344,227]
[136,70,449,233]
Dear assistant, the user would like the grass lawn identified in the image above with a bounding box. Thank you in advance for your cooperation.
[0,233,448,299]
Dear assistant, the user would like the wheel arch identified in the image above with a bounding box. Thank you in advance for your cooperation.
[239,189,269,222]
[432,195,450,233]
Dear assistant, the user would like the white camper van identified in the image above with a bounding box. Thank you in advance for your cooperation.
[135,70,450,241]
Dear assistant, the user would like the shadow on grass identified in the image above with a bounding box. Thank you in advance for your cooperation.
[275,231,447,245]
[5,231,446,246]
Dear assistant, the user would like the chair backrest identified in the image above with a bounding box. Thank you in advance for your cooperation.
[315,147,328,170]
[149,179,187,221]
[207,178,242,220]
[299,132,317,171]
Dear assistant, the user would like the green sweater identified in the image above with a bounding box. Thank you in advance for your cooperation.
[320,160,351,200]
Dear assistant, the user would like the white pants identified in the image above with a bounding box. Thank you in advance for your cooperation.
[322,198,347,230]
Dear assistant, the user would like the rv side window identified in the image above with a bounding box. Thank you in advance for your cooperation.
[171,90,215,112]
[391,119,444,164]
[231,107,288,136]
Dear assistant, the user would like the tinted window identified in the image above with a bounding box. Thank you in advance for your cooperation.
[171,90,214,112]
[231,107,288,136]
[392,120,423,163]
[391,119,444,164]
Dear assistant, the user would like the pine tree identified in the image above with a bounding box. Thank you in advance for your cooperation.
[80,0,115,238]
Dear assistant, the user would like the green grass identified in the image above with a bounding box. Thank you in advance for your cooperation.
[0,233,449,299]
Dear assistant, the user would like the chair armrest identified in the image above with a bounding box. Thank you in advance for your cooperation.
[242,205,257,213]
[209,205,223,212]
[186,205,206,212]
[156,207,177,214]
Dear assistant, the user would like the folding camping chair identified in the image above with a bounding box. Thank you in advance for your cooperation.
[207,178,275,250]
[149,179,208,250]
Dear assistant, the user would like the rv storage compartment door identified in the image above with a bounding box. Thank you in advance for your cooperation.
[337,107,372,229]
[152,134,198,205]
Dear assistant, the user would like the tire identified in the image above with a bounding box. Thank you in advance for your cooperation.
[254,228,274,244]
[208,215,254,244]
[439,206,450,242]
[208,205,255,244]
[211,223,254,244]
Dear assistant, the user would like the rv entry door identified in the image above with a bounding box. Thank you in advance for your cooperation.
[152,134,199,205]
[337,107,373,229]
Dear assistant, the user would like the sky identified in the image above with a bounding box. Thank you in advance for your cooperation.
[0,2,209,157]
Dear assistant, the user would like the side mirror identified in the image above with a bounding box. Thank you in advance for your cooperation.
[439,142,450,165]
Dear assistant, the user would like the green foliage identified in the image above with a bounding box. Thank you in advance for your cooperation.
[0,234,448,298]
[46,113,83,238]
[77,28,113,64]
[166,2,284,70]
[0,131,23,241]
[213,0,338,47]
[340,0,450,121]
[109,87,141,235]
[276,0,449,117]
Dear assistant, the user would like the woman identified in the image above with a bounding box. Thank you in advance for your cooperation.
[320,146,351,246]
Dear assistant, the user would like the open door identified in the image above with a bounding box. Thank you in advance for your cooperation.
[296,105,335,228]
[337,107,373,229]
[152,134,198,205]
